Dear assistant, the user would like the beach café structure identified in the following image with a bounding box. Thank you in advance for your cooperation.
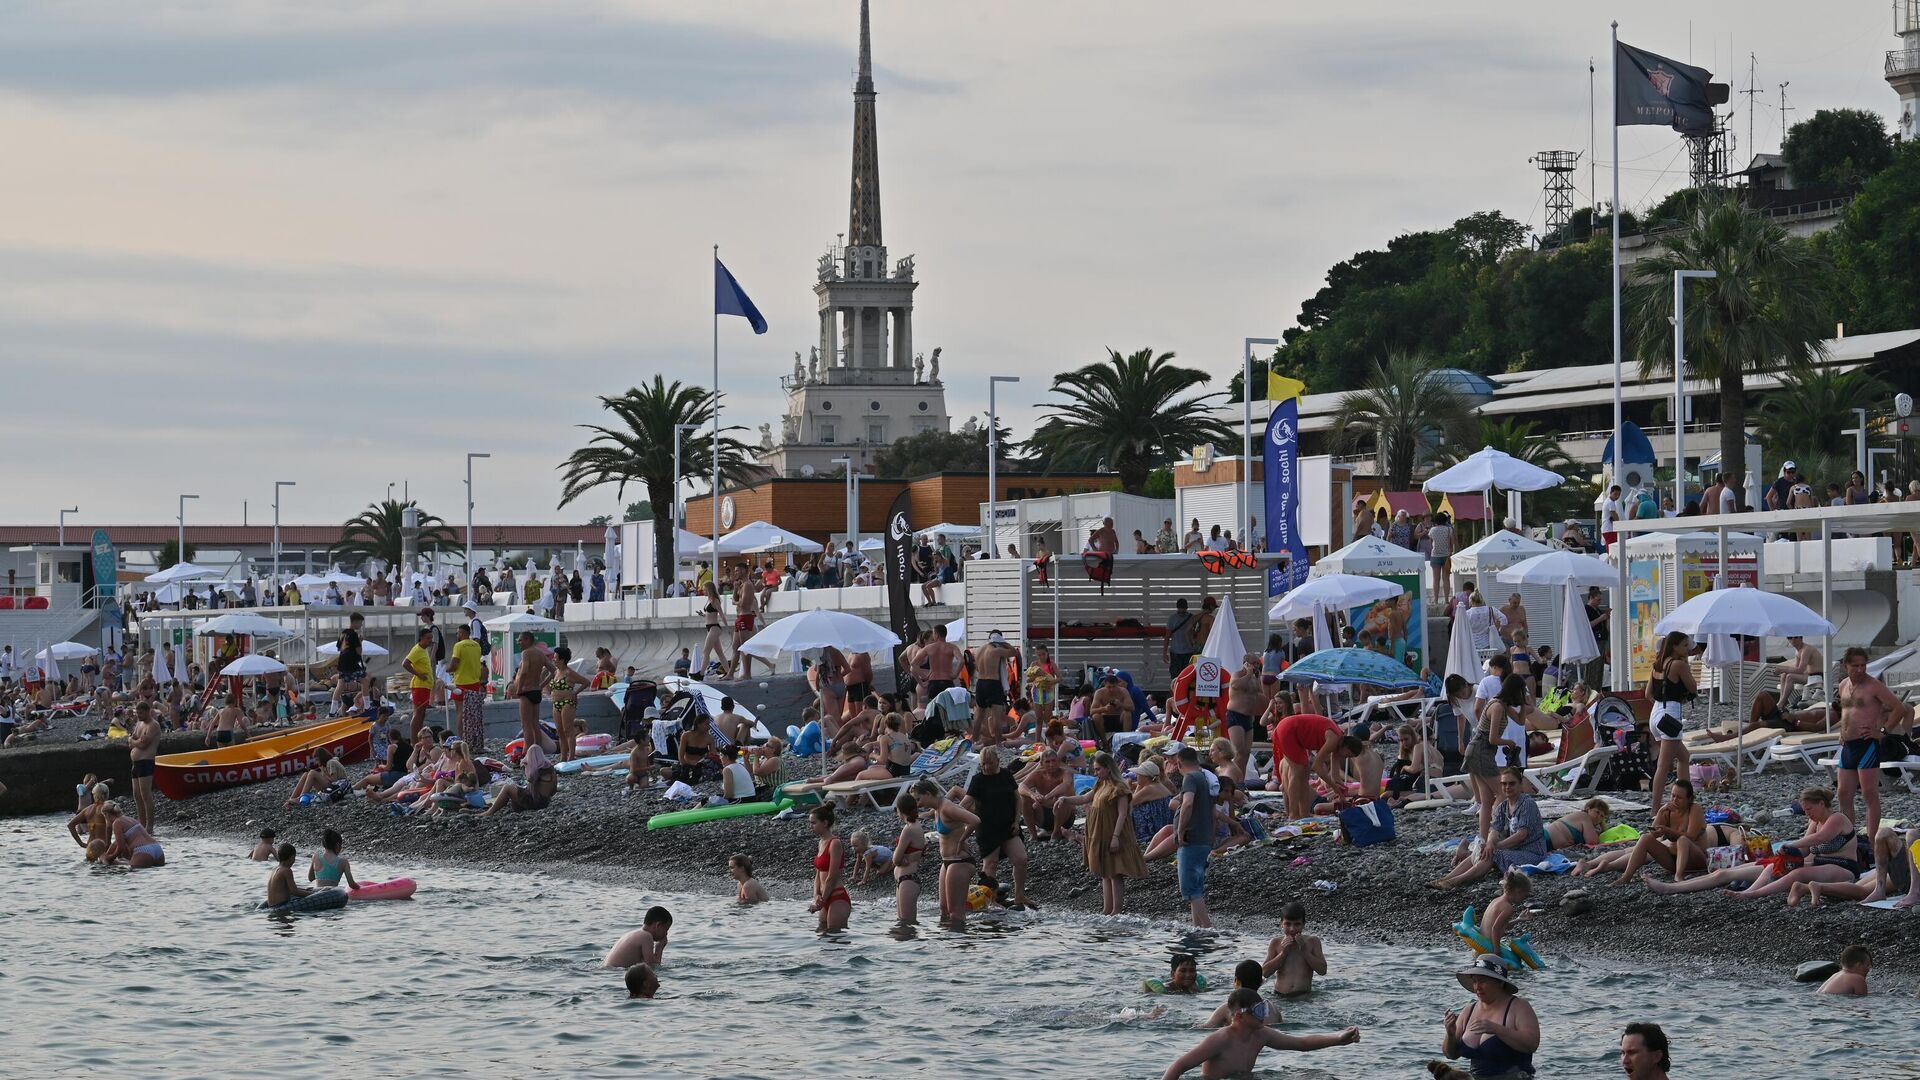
[1610,503,1920,708]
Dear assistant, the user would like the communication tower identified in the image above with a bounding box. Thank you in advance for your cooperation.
[1531,150,1580,243]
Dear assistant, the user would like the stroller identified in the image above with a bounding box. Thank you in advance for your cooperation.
[619,678,659,743]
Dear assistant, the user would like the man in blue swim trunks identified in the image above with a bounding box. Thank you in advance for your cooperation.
[1224,655,1264,784]
[1173,745,1215,928]
[1835,647,1908,839]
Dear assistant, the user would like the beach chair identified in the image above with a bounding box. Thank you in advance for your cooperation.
[1523,744,1617,799]
[1811,753,1920,795]
[1682,730,1784,777]
[1764,731,1843,773]
[814,739,977,810]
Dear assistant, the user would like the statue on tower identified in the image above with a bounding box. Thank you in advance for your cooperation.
[780,414,798,443]
[808,346,822,381]
[894,254,914,280]
[757,423,774,451]
[928,346,942,386]
[913,351,925,383]
[960,415,980,436]
[818,250,836,282]
[792,352,805,384]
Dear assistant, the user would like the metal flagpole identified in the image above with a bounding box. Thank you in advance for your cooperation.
[1610,22,1631,695]
[711,245,721,599]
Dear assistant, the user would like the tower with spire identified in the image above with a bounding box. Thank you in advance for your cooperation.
[759,0,948,479]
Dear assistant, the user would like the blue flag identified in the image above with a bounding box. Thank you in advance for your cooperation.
[714,257,767,335]
[1263,389,1309,597]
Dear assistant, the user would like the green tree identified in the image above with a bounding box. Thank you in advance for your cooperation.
[555,377,758,589]
[1028,347,1232,494]
[1140,467,1175,500]
[1782,108,1893,189]
[1754,368,1892,476]
[1508,239,1611,370]
[1330,352,1473,490]
[156,539,196,570]
[332,500,457,568]
[1827,141,1920,334]
[1625,193,1833,490]
[874,427,987,478]
[585,514,612,528]
[622,502,654,522]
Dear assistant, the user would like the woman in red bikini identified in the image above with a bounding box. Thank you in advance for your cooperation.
[809,804,853,932]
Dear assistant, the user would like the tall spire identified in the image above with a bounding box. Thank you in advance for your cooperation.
[848,0,882,248]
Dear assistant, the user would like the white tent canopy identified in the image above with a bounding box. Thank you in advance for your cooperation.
[145,561,225,584]
[1315,536,1424,576]
[698,521,824,556]
[219,654,288,677]
[37,641,98,661]
[1422,447,1566,494]
[1268,573,1404,621]
[1450,531,1550,572]
[483,612,563,632]
[738,609,900,660]
[920,523,982,539]
[318,639,390,657]
[1496,550,1619,587]
[194,612,298,638]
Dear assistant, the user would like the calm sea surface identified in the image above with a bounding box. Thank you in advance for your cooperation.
[7,818,1916,1079]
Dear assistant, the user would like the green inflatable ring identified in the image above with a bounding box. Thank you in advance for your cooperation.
[646,799,791,831]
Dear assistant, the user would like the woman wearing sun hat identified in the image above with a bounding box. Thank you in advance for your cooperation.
[1436,954,1539,1079]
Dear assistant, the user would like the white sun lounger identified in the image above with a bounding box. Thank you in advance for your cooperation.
[1683,730,1785,777]
[1765,731,1843,773]
[1813,753,1920,795]
[1524,745,1618,799]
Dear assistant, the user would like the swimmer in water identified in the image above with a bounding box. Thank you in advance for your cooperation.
[265,842,313,908]
[308,828,361,892]
[1261,901,1326,996]
[1162,953,1202,994]
[624,963,659,999]
[1161,989,1359,1078]
[729,854,768,905]
[1202,961,1276,1028]
[249,829,276,861]
[604,906,673,968]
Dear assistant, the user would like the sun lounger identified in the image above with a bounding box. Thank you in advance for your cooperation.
[805,740,978,809]
[1766,732,1842,772]
[1813,754,1920,795]
[1523,745,1617,799]
[1683,730,1785,776]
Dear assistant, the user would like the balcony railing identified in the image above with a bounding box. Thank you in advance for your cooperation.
[1887,48,1920,78]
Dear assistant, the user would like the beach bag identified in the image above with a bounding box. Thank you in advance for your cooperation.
[1689,763,1721,785]
[1706,844,1748,871]
[1337,798,1395,847]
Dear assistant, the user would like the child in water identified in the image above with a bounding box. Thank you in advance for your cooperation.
[1820,945,1871,996]
[249,829,276,861]
[625,963,659,999]
[729,853,769,905]
[308,828,361,891]
[1261,902,1328,996]
[1157,953,1202,994]
[1202,961,1275,1027]
[1480,871,1530,952]
[849,829,893,884]
[265,842,316,908]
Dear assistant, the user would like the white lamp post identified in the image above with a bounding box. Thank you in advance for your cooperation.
[1241,336,1280,544]
[987,375,1020,557]
[58,506,79,547]
[670,423,703,595]
[465,452,491,576]
[272,481,295,588]
[1670,270,1715,513]
[177,494,199,566]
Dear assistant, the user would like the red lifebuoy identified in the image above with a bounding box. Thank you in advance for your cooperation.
[1168,662,1227,742]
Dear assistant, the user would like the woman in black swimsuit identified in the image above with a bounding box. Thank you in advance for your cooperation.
[700,582,729,677]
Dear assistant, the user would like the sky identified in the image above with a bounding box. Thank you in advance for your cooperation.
[1,0,1904,526]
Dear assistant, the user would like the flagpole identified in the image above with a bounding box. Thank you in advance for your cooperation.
[711,244,721,601]
[1610,22,1630,695]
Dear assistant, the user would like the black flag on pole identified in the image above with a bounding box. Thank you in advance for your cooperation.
[1615,42,1715,136]
[881,489,921,695]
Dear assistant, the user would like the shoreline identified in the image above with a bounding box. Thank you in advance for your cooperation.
[151,763,1920,995]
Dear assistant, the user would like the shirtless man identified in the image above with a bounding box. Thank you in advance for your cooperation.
[603,906,673,968]
[972,631,1019,745]
[128,700,161,834]
[845,648,874,707]
[207,692,247,747]
[1090,674,1133,741]
[835,694,881,753]
[1088,517,1119,555]
[713,695,754,749]
[1834,646,1907,838]
[920,626,961,701]
[731,567,762,679]
[1224,655,1264,782]
[1161,989,1358,1079]
[511,631,555,753]
[816,645,850,723]
[1261,901,1328,996]
[900,631,929,706]
[1776,635,1823,703]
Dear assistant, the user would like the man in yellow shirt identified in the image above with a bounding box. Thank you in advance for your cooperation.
[450,624,487,750]
[403,627,434,739]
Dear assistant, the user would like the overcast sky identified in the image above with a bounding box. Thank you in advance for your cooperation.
[1,1,1902,526]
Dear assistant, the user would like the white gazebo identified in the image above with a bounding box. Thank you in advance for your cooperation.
[1450,531,1556,648]
[1312,537,1427,670]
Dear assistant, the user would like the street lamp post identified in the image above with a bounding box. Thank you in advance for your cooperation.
[671,423,703,595]
[58,506,79,547]
[465,452,491,578]
[1671,270,1715,514]
[273,481,296,593]
[987,376,1020,557]
[832,456,854,600]
[1241,337,1280,547]
[177,494,200,567]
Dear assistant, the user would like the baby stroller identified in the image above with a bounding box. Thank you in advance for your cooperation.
[619,678,658,743]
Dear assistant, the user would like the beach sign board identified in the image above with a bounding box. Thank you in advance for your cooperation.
[1193,657,1223,698]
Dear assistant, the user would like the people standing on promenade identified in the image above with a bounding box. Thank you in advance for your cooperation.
[1835,646,1906,839]
[510,631,555,753]
[128,700,160,834]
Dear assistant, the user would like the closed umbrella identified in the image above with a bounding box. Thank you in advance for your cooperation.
[1200,596,1247,674]
[1443,603,1480,688]
[1556,583,1601,664]
[1312,605,1335,653]
[173,642,192,685]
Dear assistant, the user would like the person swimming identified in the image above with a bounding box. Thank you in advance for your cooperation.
[308,828,361,892]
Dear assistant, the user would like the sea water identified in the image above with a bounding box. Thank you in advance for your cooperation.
[6,819,1915,1080]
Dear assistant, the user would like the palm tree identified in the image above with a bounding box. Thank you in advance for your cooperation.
[1027,347,1232,494]
[556,376,759,589]
[1755,367,1891,486]
[1330,352,1472,490]
[1626,193,1832,489]
[333,500,457,569]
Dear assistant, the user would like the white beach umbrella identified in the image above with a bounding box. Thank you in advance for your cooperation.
[38,641,99,661]
[483,611,563,632]
[219,654,287,678]
[321,569,367,588]
[944,617,965,643]
[317,639,390,657]
[1422,447,1566,494]
[1556,583,1601,665]
[1200,595,1248,674]
[1653,585,1835,640]
[145,561,225,584]
[38,637,59,681]
[1443,604,1480,687]
[194,612,297,638]
[173,643,192,685]
[739,609,900,660]
[656,676,759,724]
[699,521,824,556]
[1496,550,1618,587]
[1268,573,1405,621]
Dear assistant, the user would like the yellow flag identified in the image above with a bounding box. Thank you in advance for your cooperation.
[1267,371,1307,403]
